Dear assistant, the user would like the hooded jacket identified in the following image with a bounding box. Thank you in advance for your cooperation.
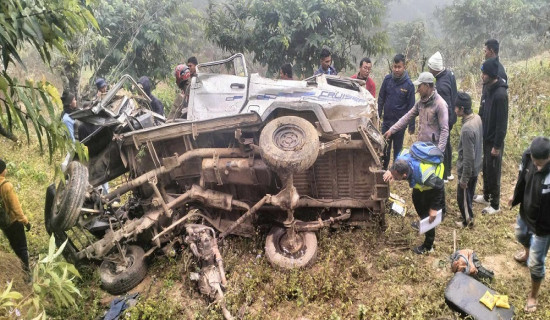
[138,76,165,116]
[378,71,416,128]
[511,149,550,235]
[434,69,458,126]
[389,90,449,152]
[480,78,508,149]
[0,176,29,227]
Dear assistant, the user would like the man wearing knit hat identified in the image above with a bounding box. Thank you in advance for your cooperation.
[454,92,482,228]
[95,78,108,99]
[428,51,458,182]
[384,72,449,154]
[473,58,509,214]
[0,159,31,275]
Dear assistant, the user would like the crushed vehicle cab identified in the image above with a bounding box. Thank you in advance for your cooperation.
[44,53,388,296]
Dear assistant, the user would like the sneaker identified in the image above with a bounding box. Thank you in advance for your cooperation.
[411,220,419,231]
[444,179,449,184]
[482,206,500,214]
[473,195,490,205]
[447,174,455,181]
[413,244,434,254]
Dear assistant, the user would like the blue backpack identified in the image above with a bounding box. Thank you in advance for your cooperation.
[410,142,443,164]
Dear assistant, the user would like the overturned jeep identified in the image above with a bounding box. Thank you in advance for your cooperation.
[45,53,388,295]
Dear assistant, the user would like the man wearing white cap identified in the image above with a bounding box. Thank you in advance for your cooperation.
[428,51,457,182]
[384,72,449,154]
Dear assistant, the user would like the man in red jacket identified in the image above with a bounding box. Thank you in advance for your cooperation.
[351,57,376,98]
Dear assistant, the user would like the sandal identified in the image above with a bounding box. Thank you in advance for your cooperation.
[514,251,529,263]
[524,303,537,313]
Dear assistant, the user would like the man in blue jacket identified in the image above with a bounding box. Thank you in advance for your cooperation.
[314,48,337,76]
[378,54,416,169]
[509,137,550,313]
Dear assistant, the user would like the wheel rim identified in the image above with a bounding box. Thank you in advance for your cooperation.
[52,177,69,218]
[273,124,306,151]
[106,255,135,276]
[277,231,307,259]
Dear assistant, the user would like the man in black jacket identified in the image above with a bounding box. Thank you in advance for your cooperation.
[474,58,508,214]
[428,51,458,181]
[138,76,165,116]
[484,39,507,82]
[509,137,550,313]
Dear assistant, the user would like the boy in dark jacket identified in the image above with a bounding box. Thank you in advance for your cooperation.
[378,54,416,169]
[428,51,458,181]
[509,137,550,313]
[473,58,509,214]
[138,76,165,116]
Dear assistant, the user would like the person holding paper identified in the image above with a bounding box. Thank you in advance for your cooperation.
[383,150,446,254]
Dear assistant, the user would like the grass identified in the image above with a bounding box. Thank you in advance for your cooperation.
[1,53,550,319]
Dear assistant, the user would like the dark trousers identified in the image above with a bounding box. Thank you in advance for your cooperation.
[381,121,405,170]
[443,124,454,178]
[482,142,503,209]
[457,176,477,224]
[2,221,29,272]
[412,188,445,249]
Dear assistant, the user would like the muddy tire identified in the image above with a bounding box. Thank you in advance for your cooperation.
[51,161,89,231]
[100,245,147,295]
[265,226,318,269]
[259,116,319,173]
[44,184,80,265]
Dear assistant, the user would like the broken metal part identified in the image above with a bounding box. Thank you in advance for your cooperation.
[105,148,248,201]
[358,125,381,166]
[318,134,351,155]
[201,157,271,186]
[219,195,270,239]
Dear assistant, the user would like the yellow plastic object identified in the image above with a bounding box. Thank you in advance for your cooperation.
[494,295,511,309]
[479,291,496,310]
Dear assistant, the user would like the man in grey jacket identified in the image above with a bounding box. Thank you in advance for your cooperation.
[384,72,449,153]
[454,92,483,228]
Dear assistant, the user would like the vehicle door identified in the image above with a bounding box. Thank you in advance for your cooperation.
[187,53,248,121]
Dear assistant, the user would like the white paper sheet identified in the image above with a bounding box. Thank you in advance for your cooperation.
[419,209,443,234]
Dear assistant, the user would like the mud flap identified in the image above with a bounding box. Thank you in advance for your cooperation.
[444,272,514,319]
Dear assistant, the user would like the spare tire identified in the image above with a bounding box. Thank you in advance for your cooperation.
[259,116,319,174]
[44,184,80,265]
[51,161,89,231]
[100,245,147,295]
[265,226,318,269]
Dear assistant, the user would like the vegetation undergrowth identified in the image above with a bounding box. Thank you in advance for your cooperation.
[0,53,549,319]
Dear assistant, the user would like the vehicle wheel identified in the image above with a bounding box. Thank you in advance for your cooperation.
[100,245,147,295]
[259,116,319,173]
[44,184,81,265]
[265,226,318,269]
[51,161,89,231]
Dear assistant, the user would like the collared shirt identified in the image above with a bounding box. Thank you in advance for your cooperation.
[314,65,338,76]
[62,113,75,141]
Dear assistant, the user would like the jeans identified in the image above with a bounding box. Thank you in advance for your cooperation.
[515,215,550,281]
[2,221,29,272]
[381,121,405,170]
[482,142,503,209]
[457,176,477,224]
[412,188,446,249]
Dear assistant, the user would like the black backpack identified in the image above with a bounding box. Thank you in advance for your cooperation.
[0,181,11,229]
